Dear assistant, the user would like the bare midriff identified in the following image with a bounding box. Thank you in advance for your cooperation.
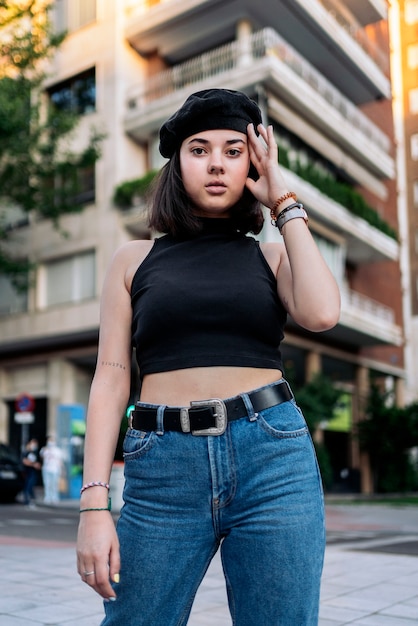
[140,366,283,406]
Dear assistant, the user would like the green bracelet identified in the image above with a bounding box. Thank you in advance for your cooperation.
[79,497,111,513]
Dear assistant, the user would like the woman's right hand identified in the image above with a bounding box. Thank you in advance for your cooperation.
[77,512,120,600]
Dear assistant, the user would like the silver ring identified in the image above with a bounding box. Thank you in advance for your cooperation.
[84,570,95,576]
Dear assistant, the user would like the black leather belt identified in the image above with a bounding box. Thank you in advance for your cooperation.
[129,381,293,436]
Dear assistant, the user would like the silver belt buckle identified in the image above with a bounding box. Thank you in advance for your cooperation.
[180,398,227,436]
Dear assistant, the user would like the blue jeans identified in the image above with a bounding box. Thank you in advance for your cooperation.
[102,380,325,626]
[23,468,38,504]
[42,469,60,503]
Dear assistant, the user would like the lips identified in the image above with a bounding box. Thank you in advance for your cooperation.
[205,180,227,194]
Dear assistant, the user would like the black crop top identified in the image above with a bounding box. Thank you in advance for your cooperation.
[130,219,287,379]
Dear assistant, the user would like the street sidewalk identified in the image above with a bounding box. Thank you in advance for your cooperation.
[1,502,418,625]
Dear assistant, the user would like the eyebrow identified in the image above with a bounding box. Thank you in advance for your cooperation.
[186,137,247,146]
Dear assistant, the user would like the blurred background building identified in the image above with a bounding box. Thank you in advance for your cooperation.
[0,0,416,493]
[392,0,418,408]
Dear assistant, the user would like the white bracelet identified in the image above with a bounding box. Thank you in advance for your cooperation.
[276,206,308,234]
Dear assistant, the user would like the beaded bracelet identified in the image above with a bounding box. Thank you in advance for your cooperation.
[80,481,110,495]
[80,497,112,513]
[270,192,297,222]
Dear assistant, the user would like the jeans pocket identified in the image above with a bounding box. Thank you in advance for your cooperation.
[257,400,309,439]
[123,428,157,460]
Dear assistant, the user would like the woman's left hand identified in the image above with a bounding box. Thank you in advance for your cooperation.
[245,123,290,210]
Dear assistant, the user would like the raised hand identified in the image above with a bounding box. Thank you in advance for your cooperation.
[245,123,290,212]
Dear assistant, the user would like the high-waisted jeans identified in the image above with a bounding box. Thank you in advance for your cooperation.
[102,380,325,626]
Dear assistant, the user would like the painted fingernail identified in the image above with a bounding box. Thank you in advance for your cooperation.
[113,573,120,583]
[105,596,117,602]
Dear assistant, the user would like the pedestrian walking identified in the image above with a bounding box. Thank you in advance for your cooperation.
[22,438,41,507]
[77,88,340,625]
[40,435,64,504]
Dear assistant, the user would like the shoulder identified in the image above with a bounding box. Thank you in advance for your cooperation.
[113,239,155,292]
[113,239,155,264]
[101,239,155,299]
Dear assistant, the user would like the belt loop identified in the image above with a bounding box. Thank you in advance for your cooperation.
[241,393,258,421]
[156,405,166,435]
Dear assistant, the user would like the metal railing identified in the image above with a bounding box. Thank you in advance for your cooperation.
[126,27,390,153]
[125,0,389,75]
[318,0,389,74]
[340,286,395,324]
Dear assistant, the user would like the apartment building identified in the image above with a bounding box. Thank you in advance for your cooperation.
[0,0,409,493]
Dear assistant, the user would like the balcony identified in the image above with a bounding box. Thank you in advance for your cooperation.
[286,285,402,347]
[125,28,394,179]
[333,287,403,347]
[125,0,390,104]
[0,299,100,359]
[282,169,399,264]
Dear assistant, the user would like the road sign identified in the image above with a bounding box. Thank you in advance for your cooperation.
[14,411,35,424]
[15,393,35,413]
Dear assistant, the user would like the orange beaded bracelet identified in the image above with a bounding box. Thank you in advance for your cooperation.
[270,192,297,222]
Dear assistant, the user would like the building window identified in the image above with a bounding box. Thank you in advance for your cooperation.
[55,164,96,206]
[54,0,96,33]
[0,274,28,316]
[43,250,95,308]
[409,89,418,114]
[47,68,96,115]
[0,204,29,231]
[312,233,344,284]
[407,44,418,69]
[75,165,96,205]
[405,0,418,24]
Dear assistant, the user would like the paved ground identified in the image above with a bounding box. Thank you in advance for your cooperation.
[1,500,418,625]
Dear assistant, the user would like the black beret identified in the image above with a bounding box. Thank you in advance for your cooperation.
[159,88,262,158]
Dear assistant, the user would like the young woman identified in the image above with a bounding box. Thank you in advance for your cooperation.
[77,88,340,625]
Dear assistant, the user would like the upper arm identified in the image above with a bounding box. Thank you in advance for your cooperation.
[97,248,133,366]
[94,241,153,395]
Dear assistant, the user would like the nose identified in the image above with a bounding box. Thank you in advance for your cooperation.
[208,153,224,174]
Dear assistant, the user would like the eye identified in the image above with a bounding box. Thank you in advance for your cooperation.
[227,148,242,157]
[191,147,206,155]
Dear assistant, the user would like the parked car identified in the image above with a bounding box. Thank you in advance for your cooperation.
[0,443,25,502]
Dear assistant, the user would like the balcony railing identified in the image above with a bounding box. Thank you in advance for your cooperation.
[338,285,402,345]
[125,0,389,77]
[126,28,390,154]
[317,0,389,74]
[340,287,395,324]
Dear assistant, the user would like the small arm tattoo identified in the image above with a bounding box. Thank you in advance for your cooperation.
[101,360,127,370]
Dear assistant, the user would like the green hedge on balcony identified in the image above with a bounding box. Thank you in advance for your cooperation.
[279,146,398,240]
[113,170,158,208]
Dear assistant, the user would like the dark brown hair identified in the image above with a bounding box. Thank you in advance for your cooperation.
[147,151,264,237]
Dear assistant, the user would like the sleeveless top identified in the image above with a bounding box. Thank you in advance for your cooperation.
[130,219,287,379]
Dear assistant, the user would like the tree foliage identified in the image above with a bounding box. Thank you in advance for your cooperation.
[0,0,102,287]
[358,383,418,493]
[291,372,342,490]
